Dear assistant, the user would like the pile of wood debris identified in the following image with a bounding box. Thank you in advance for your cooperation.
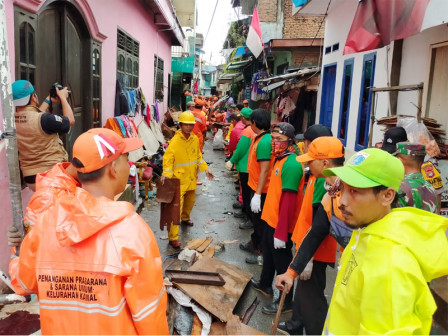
[163,237,265,335]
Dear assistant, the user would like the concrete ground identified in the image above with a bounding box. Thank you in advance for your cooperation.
[139,138,338,335]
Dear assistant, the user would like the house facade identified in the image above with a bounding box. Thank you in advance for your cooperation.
[301,0,448,154]
[0,0,182,283]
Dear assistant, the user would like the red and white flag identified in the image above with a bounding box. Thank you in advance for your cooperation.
[246,6,264,58]
[344,0,448,55]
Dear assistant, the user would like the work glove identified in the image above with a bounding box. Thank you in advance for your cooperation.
[7,226,22,247]
[274,237,286,249]
[225,161,233,171]
[250,194,261,213]
[299,260,313,281]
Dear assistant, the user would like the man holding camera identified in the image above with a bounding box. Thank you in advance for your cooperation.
[12,80,75,191]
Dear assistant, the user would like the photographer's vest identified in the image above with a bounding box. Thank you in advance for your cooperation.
[15,106,68,177]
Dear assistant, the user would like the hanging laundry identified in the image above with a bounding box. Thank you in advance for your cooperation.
[104,118,123,136]
[154,100,160,123]
[114,80,129,116]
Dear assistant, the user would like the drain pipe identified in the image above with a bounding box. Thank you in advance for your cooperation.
[0,0,25,253]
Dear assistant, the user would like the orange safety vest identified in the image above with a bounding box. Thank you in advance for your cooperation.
[247,134,274,193]
[10,187,168,335]
[291,175,337,263]
[193,109,206,151]
[262,155,304,231]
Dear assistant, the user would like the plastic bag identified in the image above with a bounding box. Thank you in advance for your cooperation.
[213,129,225,150]
[397,116,440,157]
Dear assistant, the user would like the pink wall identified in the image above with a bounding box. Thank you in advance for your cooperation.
[87,0,172,125]
[0,0,174,280]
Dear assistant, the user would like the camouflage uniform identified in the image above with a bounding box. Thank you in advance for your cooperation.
[396,143,439,213]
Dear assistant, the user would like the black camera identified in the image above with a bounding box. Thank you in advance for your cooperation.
[49,83,70,98]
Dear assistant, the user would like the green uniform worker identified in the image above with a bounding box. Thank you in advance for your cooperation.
[226,108,255,229]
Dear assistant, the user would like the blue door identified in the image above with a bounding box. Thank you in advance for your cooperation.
[319,64,337,129]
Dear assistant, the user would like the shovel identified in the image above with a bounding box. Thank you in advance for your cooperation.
[271,283,290,335]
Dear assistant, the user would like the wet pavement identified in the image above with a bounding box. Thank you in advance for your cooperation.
[139,138,338,334]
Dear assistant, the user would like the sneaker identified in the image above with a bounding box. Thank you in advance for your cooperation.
[239,241,256,253]
[262,300,293,315]
[239,221,253,230]
[245,254,263,266]
[250,278,273,296]
[233,202,243,209]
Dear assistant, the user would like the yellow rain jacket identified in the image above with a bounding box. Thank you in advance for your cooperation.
[162,130,208,191]
[324,207,448,335]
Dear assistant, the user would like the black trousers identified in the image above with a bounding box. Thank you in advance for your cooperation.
[260,222,294,303]
[239,172,252,218]
[287,260,328,335]
[249,189,267,251]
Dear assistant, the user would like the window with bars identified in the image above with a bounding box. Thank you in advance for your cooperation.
[18,21,36,85]
[117,29,139,89]
[154,55,164,101]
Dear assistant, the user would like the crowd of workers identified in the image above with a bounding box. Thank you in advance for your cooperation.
[5,80,448,335]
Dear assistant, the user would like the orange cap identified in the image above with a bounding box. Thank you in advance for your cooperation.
[213,97,218,101]
[296,136,344,162]
[243,100,249,104]
[72,128,143,173]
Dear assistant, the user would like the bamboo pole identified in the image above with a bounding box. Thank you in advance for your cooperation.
[0,0,25,254]
[262,47,270,76]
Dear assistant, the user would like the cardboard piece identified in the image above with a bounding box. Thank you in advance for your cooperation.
[138,120,160,154]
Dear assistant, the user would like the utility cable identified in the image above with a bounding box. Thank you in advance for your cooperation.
[204,0,219,44]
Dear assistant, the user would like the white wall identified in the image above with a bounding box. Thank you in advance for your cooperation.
[315,0,394,154]
[398,24,448,118]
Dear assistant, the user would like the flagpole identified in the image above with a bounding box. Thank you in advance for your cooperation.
[262,46,270,76]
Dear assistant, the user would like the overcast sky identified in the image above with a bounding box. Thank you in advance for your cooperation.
[196,0,247,66]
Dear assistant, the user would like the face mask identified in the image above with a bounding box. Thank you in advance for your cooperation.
[329,197,353,248]
[272,140,291,157]
[324,177,341,197]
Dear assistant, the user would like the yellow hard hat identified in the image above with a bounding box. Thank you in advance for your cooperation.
[179,111,196,124]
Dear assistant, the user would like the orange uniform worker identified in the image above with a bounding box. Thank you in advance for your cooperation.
[191,100,207,151]
[251,123,305,314]
[10,128,168,335]
[241,109,275,265]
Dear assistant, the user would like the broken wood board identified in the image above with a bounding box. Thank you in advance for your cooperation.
[191,314,202,335]
[226,313,242,335]
[196,237,212,253]
[209,321,266,335]
[202,246,215,258]
[186,238,207,250]
[138,120,160,154]
[174,257,252,322]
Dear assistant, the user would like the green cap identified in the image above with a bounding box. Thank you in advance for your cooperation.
[241,107,253,119]
[322,148,404,191]
[396,142,426,156]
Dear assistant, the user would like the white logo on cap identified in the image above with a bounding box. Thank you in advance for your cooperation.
[350,152,370,166]
[386,138,393,143]
[94,134,117,159]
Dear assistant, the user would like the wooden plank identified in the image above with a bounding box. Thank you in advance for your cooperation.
[202,246,215,258]
[175,257,252,322]
[191,314,202,335]
[196,237,212,253]
[186,238,207,250]
[226,313,242,335]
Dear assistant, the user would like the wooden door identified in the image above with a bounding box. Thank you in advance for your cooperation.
[36,1,90,159]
